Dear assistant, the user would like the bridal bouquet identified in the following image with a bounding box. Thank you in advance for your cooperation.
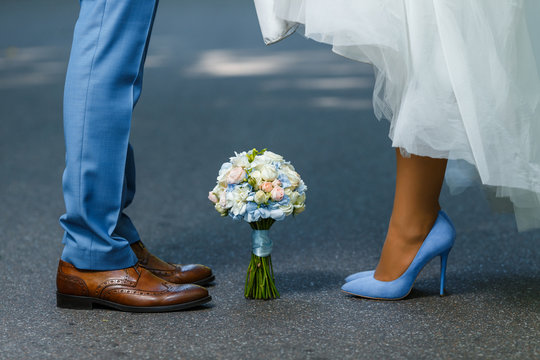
[208,148,307,299]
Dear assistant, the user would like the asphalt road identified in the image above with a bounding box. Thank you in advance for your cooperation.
[0,1,539,359]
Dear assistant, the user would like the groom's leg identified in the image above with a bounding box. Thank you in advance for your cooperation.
[113,15,157,243]
[60,0,159,270]
[113,143,140,244]
[114,14,156,244]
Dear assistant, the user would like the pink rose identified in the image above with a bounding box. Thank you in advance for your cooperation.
[270,186,285,201]
[261,181,274,193]
[272,179,282,187]
[208,192,218,204]
[227,166,246,184]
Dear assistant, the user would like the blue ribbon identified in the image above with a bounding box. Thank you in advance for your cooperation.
[252,230,273,257]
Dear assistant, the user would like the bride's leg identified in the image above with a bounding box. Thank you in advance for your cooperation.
[374,148,448,281]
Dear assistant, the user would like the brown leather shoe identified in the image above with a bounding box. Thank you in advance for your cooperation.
[130,241,215,286]
[56,260,211,312]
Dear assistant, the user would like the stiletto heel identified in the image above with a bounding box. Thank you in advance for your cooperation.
[439,250,450,296]
[342,210,456,300]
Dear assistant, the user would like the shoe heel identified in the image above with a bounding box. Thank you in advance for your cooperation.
[56,293,93,310]
[439,250,450,296]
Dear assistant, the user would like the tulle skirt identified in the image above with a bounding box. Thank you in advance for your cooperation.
[257,0,540,231]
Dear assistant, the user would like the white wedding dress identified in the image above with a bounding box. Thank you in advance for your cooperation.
[255,0,540,232]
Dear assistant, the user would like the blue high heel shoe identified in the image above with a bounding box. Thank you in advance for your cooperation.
[341,210,456,300]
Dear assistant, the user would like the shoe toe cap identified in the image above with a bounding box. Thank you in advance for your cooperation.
[168,283,209,304]
[341,278,365,294]
[182,264,213,277]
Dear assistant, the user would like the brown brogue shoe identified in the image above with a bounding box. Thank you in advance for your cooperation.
[56,260,211,312]
[130,241,214,286]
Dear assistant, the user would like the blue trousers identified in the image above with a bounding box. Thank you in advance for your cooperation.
[60,0,159,270]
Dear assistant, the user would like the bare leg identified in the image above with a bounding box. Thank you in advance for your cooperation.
[374,148,448,281]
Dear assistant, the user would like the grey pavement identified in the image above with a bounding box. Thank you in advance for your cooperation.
[0,1,539,359]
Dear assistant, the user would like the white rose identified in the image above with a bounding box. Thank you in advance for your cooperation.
[221,191,232,209]
[219,161,233,173]
[227,185,250,216]
[293,204,305,215]
[248,170,263,190]
[215,203,228,216]
[231,185,250,202]
[250,155,271,168]
[269,208,285,221]
[281,163,296,172]
[230,152,250,168]
[281,166,301,188]
[254,190,268,204]
[257,164,278,181]
[284,188,293,197]
[212,184,225,196]
[294,192,306,205]
[218,162,232,177]
[217,162,233,186]
[260,151,284,162]
[231,202,247,217]
[280,203,294,216]
[289,191,299,204]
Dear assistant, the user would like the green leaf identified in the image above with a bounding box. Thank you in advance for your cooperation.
[247,148,268,163]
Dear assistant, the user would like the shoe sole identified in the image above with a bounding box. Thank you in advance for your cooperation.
[56,292,212,312]
[341,289,411,301]
[342,288,448,301]
[193,275,215,286]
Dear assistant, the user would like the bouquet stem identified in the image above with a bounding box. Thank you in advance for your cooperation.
[245,219,279,300]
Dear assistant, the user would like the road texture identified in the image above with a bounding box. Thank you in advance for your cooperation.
[0,1,538,359]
